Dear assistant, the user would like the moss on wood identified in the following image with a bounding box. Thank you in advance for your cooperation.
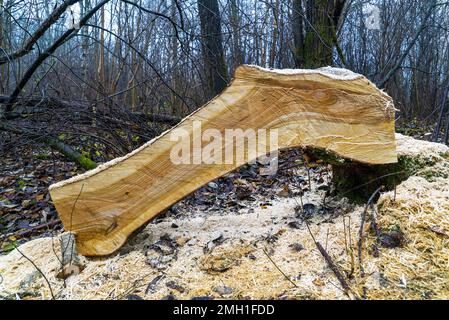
[307,147,448,203]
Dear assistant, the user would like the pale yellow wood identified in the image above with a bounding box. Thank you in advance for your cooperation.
[49,65,397,256]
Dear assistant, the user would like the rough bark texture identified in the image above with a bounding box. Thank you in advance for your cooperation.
[49,65,396,256]
[292,0,305,67]
[294,0,346,68]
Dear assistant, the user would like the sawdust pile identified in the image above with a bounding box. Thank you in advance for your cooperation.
[1,135,448,300]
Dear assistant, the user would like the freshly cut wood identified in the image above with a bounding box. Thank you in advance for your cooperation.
[49,65,397,256]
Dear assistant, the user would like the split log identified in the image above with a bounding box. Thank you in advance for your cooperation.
[49,65,397,256]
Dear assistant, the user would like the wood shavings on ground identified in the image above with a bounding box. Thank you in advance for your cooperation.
[1,135,448,300]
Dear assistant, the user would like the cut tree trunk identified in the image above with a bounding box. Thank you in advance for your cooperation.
[49,65,397,256]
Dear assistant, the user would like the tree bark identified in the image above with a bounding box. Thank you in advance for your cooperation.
[292,0,305,67]
[0,0,7,93]
[230,0,243,69]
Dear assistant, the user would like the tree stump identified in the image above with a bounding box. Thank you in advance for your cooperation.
[326,134,449,202]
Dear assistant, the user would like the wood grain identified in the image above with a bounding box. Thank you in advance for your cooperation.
[49,65,397,256]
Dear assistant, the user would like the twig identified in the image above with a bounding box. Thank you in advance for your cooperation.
[315,241,352,295]
[370,205,380,238]
[344,216,355,278]
[348,215,353,249]
[115,271,155,300]
[343,216,348,254]
[307,168,311,190]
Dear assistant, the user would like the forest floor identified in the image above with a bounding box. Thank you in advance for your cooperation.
[1,122,448,300]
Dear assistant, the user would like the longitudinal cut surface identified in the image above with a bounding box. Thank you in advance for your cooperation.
[49,65,397,256]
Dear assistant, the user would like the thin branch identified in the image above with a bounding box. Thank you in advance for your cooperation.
[304,220,354,298]
[378,0,437,87]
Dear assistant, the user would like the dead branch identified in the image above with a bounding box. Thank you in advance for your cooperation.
[304,220,354,298]
[5,0,111,109]
[0,121,97,170]
[315,241,352,295]
[262,248,298,288]
[1,94,182,125]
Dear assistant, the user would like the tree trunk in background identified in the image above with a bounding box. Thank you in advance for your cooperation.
[170,0,182,116]
[197,0,228,100]
[0,0,6,93]
[294,0,346,68]
[98,5,106,91]
[94,3,105,125]
[130,10,142,112]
